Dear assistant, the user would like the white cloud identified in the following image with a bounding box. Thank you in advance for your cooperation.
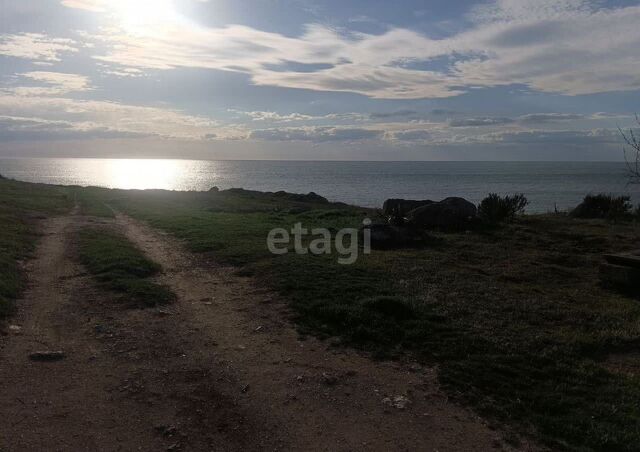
[450,117,515,127]
[385,129,432,142]
[249,126,383,142]
[11,72,92,96]
[0,33,77,62]
[55,0,640,99]
[518,113,585,123]
[0,80,229,141]
[235,110,314,122]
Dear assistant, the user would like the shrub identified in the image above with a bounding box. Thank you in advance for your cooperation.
[571,194,632,220]
[478,193,528,224]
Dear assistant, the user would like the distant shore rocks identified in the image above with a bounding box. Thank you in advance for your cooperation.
[221,187,329,204]
[273,190,329,204]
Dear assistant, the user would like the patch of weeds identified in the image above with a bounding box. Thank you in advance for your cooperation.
[572,194,633,221]
[478,193,529,225]
[78,228,175,307]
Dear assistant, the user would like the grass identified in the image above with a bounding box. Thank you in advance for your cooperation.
[0,178,72,317]
[72,186,115,218]
[10,181,640,450]
[77,228,175,307]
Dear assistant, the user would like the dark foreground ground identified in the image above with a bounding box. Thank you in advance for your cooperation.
[1,178,640,451]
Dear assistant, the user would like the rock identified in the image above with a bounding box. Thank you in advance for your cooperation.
[600,262,640,293]
[322,372,338,386]
[8,325,21,334]
[604,250,640,269]
[29,351,66,362]
[361,223,427,249]
[383,199,434,216]
[382,395,411,410]
[407,197,477,229]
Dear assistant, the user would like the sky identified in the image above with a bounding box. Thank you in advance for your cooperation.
[1,0,640,161]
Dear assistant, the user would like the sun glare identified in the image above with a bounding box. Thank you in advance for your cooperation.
[106,159,180,190]
[110,0,180,33]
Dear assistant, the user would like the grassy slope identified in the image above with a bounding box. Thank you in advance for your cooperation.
[78,228,175,307]
[67,186,640,450]
[0,178,72,317]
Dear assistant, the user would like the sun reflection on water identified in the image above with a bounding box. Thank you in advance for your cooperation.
[105,159,182,190]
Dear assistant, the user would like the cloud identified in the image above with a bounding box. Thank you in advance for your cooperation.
[56,0,640,99]
[449,117,515,127]
[249,126,383,142]
[0,33,77,62]
[0,89,226,141]
[10,72,93,96]
[234,110,314,122]
[478,128,621,145]
[518,113,585,123]
[0,115,148,141]
[370,110,418,119]
[386,129,432,142]
[60,0,108,12]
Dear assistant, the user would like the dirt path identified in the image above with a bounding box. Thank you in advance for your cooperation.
[0,210,534,451]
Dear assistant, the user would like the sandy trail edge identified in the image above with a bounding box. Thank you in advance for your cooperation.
[0,213,170,451]
[116,212,533,452]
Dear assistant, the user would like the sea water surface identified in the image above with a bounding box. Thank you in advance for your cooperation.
[1,158,639,213]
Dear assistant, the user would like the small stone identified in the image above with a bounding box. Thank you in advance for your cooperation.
[295,375,305,382]
[254,326,263,332]
[382,395,411,410]
[29,351,66,362]
[322,372,338,386]
[8,325,21,334]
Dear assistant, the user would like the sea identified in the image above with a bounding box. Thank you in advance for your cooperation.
[1,158,639,213]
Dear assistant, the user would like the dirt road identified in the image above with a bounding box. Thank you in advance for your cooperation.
[0,211,530,451]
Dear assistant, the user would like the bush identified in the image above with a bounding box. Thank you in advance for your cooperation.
[478,193,528,224]
[571,194,632,220]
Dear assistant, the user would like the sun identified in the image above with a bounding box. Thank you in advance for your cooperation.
[110,0,180,33]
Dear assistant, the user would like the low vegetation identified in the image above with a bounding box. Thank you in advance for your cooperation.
[69,185,640,451]
[478,193,528,224]
[571,194,633,220]
[5,180,640,450]
[0,178,71,317]
[78,228,175,307]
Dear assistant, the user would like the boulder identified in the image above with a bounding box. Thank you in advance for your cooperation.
[407,197,477,229]
[383,199,434,216]
[362,223,427,249]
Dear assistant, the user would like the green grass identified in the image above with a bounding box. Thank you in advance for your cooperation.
[0,178,72,317]
[72,186,115,218]
[12,181,640,450]
[78,228,175,307]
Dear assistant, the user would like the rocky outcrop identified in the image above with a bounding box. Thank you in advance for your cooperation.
[382,199,434,216]
[407,197,477,229]
[362,223,428,249]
